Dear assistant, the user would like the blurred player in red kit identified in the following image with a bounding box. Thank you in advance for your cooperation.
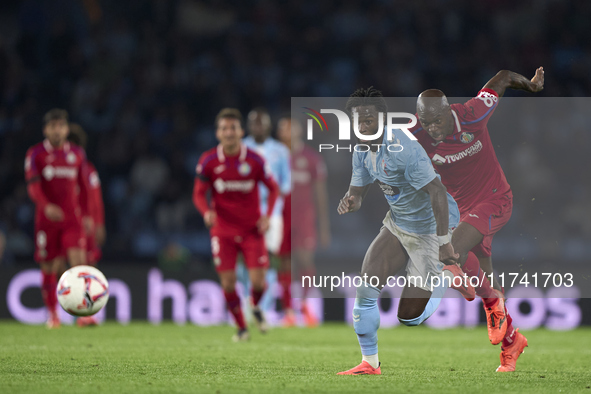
[277,115,331,327]
[25,109,91,329]
[410,67,544,371]
[193,108,280,341]
[66,123,106,327]
[68,124,106,266]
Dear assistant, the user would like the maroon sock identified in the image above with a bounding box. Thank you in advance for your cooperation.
[462,252,496,306]
[41,272,58,314]
[502,311,517,348]
[224,290,246,330]
[278,271,292,310]
[251,287,265,307]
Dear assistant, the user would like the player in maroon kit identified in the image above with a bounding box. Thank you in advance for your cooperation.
[68,123,106,266]
[411,67,544,371]
[25,109,91,329]
[67,123,106,327]
[277,115,331,327]
[193,108,280,341]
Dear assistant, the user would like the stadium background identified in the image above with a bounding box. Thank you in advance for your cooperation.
[0,0,590,326]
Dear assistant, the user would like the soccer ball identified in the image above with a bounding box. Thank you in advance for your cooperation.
[57,265,109,317]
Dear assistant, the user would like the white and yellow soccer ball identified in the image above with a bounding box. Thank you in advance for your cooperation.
[57,265,109,316]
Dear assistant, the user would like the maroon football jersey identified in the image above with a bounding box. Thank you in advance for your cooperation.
[25,140,89,226]
[291,143,327,229]
[196,144,276,237]
[411,89,511,213]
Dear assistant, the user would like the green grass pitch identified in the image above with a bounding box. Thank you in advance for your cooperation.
[1,321,590,393]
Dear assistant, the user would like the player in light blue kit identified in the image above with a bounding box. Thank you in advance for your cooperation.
[336,87,474,375]
[244,108,291,254]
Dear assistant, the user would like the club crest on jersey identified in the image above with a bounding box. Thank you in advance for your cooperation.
[238,162,251,176]
[66,152,77,164]
[460,132,474,144]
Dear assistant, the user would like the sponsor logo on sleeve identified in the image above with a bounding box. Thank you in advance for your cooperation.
[89,172,101,187]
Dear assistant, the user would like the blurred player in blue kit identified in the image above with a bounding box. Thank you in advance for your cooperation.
[244,108,291,255]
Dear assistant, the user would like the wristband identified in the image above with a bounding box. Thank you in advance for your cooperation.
[437,233,451,247]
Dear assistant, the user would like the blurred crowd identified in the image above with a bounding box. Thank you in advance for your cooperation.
[0,0,590,265]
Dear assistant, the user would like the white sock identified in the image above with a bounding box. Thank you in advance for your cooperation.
[362,354,379,369]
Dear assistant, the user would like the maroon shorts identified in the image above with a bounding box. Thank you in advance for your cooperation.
[35,221,86,263]
[460,192,513,258]
[211,232,269,272]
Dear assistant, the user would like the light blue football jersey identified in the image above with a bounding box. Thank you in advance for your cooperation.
[351,129,460,234]
[243,136,291,216]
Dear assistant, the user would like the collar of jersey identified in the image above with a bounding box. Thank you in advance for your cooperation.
[217,143,247,162]
[43,139,70,152]
[445,110,462,141]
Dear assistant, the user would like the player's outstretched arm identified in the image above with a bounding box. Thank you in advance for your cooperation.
[337,184,370,215]
[483,67,544,97]
[421,177,459,265]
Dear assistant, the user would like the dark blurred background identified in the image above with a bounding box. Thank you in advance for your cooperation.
[0,0,590,268]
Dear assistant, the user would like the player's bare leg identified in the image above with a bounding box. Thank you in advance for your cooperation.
[338,227,407,375]
[248,268,268,333]
[219,270,249,341]
[67,247,86,267]
[40,258,64,329]
[452,222,511,346]
[398,286,431,322]
[295,249,318,327]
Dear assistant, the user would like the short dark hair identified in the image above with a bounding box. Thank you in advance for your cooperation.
[345,87,388,115]
[43,108,68,125]
[67,123,87,149]
[215,108,243,128]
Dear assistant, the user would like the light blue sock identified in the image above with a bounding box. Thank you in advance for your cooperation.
[398,278,449,326]
[353,283,381,356]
